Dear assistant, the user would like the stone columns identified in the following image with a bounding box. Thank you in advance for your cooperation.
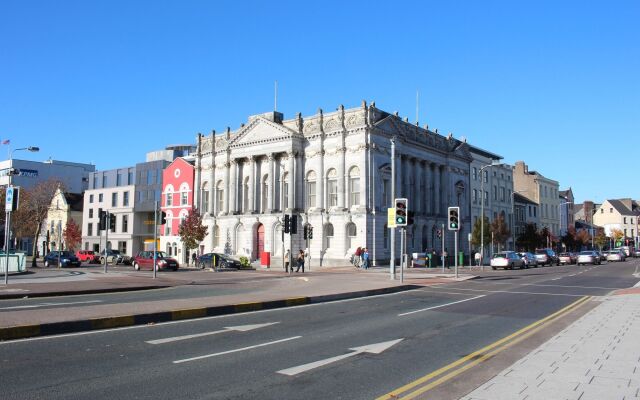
[416,161,423,214]
[287,151,294,211]
[337,147,346,209]
[248,156,255,213]
[229,159,237,214]
[208,133,215,215]
[318,150,325,210]
[268,154,275,212]
[425,162,432,214]
[224,159,230,215]
[434,164,441,215]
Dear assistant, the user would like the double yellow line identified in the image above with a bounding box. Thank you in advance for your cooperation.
[377,295,592,400]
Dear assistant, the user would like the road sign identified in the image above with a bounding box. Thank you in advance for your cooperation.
[5,186,19,212]
[387,208,396,228]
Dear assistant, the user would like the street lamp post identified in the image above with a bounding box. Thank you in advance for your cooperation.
[4,146,39,284]
[479,161,500,270]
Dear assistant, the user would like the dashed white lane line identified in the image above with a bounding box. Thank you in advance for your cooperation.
[398,295,486,316]
[173,336,301,364]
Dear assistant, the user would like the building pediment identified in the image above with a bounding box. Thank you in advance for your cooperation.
[228,117,301,148]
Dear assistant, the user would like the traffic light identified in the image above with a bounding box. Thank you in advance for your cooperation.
[308,226,313,240]
[160,211,167,225]
[448,207,460,231]
[284,214,290,233]
[303,225,308,239]
[109,213,116,231]
[290,215,298,234]
[407,211,415,226]
[395,198,408,227]
[99,210,107,230]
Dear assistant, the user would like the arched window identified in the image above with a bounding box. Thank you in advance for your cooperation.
[215,180,224,214]
[201,181,209,213]
[327,169,338,207]
[282,172,289,210]
[242,177,249,213]
[261,175,269,213]
[346,222,357,250]
[164,210,173,235]
[325,223,334,250]
[348,166,360,207]
[179,210,188,227]
[165,185,174,207]
[306,171,316,209]
[213,225,220,247]
[179,182,190,206]
[166,243,171,256]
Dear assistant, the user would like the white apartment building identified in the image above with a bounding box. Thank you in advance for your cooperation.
[513,161,560,236]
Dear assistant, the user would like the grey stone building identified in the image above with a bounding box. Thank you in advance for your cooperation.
[192,102,473,267]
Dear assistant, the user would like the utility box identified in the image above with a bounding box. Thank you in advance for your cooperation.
[260,251,271,268]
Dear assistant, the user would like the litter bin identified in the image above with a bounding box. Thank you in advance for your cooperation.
[260,251,271,268]
[427,253,432,268]
[459,251,464,266]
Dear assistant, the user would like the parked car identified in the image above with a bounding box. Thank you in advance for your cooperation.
[132,251,179,271]
[197,253,242,269]
[634,248,640,258]
[98,249,124,265]
[594,250,607,262]
[518,252,538,268]
[615,246,633,258]
[491,251,525,270]
[76,250,98,263]
[121,255,134,266]
[535,249,559,266]
[605,250,625,262]
[44,251,81,268]
[558,252,577,265]
[577,250,601,265]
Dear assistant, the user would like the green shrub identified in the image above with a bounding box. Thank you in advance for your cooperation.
[239,256,251,268]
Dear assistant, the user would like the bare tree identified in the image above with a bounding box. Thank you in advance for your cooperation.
[490,213,510,252]
[11,180,61,266]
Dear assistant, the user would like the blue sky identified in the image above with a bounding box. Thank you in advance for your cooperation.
[1,0,638,203]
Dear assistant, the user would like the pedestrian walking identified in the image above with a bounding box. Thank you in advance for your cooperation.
[295,249,305,273]
[191,252,197,266]
[284,249,290,272]
[474,251,481,266]
[362,248,370,270]
[444,248,449,269]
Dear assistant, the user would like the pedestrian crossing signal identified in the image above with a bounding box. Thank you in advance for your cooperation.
[395,198,408,227]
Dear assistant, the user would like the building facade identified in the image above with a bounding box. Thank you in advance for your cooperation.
[192,103,473,267]
[512,161,560,236]
[593,199,639,244]
[0,158,94,192]
[42,188,84,254]
[558,188,575,237]
[160,157,195,264]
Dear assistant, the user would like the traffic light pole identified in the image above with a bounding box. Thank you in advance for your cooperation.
[454,230,459,279]
[103,212,109,274]
[153,200,157,279]
[390,137,396,280]
[441,223,445,273]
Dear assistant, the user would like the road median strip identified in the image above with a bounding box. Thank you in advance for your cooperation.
[0,285,419,341]
[376,295,592,400]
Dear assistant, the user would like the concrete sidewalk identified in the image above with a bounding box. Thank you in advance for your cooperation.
[462,289,640,400]
[0,266,473,340]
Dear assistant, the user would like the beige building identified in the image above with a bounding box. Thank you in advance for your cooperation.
[513,161,560,236]
[43,187,84,253]
[593,199,639,241]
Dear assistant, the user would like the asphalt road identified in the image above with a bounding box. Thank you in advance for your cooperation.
[1,260,639,400]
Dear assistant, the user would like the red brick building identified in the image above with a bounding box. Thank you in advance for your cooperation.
[160,157,195,264]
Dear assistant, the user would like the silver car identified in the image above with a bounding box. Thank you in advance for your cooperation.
[518,252,538,268]
[605,250,625,262]
[491,251,526,270]
[577,251,601,265]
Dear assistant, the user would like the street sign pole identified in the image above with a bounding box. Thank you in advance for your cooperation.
[390,137,396,280]
[454,230,459,279]
[441,223,445,273]
[104,212,109,274]
[153,201,158,279]
[399,227,404,283]
[3,209,10,285]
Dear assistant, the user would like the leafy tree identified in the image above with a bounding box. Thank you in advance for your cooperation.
[561,226,578,251]
[575,229,591,249]
[594,230,608,250]
[490,213,510,251]
[516,223,539,251]
[178,209,208,263]
[610,228,624,243]
[539,227,551,248]
[470,216,491,249]
[63,219,82,251]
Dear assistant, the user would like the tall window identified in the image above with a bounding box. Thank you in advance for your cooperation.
[483,170,488,183]
[214,225,220,247]
[325,223,334,249]
[166,189,173,206]
[112,192,118,207]
[346,222,357,250]
[216,181,224,214]
[500,187,505,202]
[117,172,123,186]
[202,182,209,213]
[261,175,269,212]
[472,167,477,180]
[327,169,338,207]
[180,210,187,227]
[282,172,289,210]
[89,194,94,203]
[242,177,249,212]
[122,215,128,233]
[473,189,478,204]
[88,223,93,237]
[306,171,316,209]
[382,178,390,208]
[89,209,94,218]
[348,166,360,207]
[98,193,103,202]
[181,191,188,205]
[123,191,129,207]
[128,170,134,185]
[102,175,107,188]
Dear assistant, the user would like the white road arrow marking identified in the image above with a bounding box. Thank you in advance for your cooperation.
[277,338,403,376]
[146,322,279,344]
[173,336,301,364]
